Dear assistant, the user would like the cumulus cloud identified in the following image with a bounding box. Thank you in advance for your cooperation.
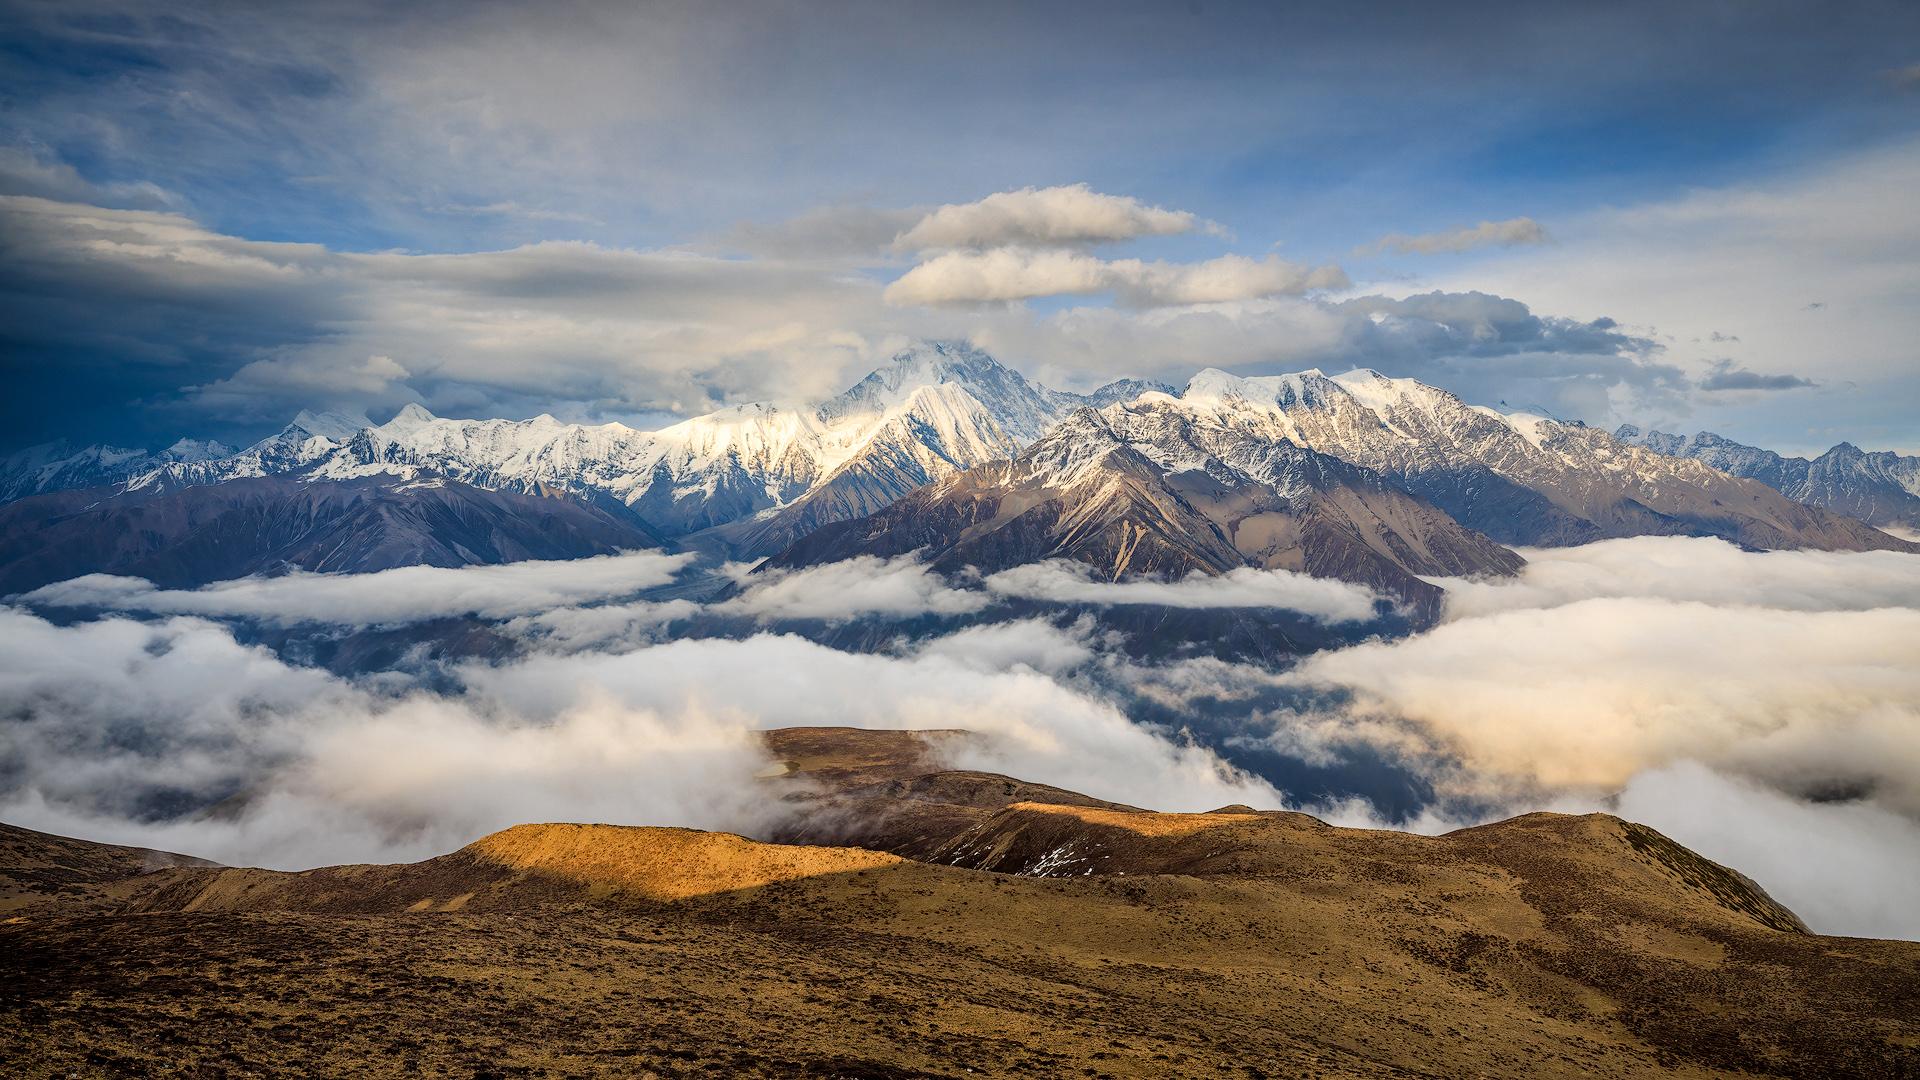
[895,184,1205,251]
[1364,217,1547,255]
[984,561,1384,623]
[720,556,990,622]
[884,248,1348,308]
[21,552,693,626]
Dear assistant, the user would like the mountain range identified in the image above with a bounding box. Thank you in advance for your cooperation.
[0,474,659,594]
[1616,426,1920,529]
[769,398,1526,622]
[0,342,1911,598]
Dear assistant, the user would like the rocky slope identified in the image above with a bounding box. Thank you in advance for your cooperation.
[1617,426,1920,530]
[2,726,1915,1078]
[0,474,662,593]
[767,402,1526,622]
[1171,367,1914,552]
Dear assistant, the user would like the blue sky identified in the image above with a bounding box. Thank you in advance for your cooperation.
[3,0,1918,454]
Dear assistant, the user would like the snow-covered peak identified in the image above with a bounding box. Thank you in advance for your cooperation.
[159,438,233,462]
[385,403,439,429]
[289,409,374,442]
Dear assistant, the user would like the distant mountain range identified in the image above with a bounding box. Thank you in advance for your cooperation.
[1615,426,1920,529]
[0,342,1911,599]
[0,474,659,594]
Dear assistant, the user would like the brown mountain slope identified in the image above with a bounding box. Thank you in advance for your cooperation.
[2,729,1917,1078]
[0,822,217,913]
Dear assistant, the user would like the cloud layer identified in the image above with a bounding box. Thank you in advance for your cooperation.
[885,249,1349,308]
[984,561,1383,622]
[21,552,692,626]
[895,184,1203,251]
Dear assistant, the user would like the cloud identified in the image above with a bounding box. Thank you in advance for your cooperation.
[1432,537,1920,618]
[0,189,1680,450]
[884,248,1348,308]
[0,608,1281,868]
[1613,762,1920,941]
[20,552,692,626]
[1698,362,1816,392]
[910,617,1101,676]
[984,561,1384,623]
[501,598,703,653]
[895,184,1205,251]
[1436,138,1920,451]
[1363,217,1548,255]
[723,204,926,259]
[0,196,905,431]
[720,557,991,622]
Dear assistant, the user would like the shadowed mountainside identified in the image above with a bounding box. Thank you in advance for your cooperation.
[0,473,664,593]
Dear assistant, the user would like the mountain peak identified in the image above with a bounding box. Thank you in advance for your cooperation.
[290,409,375,442]
[388,403,438,426]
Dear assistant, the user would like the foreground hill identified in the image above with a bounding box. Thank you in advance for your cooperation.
[0,473,663,593]
[3,728,1916,1078]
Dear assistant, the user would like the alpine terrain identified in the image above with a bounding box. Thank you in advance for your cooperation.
[1616,426,1920,530]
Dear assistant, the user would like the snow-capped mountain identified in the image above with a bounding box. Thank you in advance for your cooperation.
[0,437,234,503]
[177,341,1142,546]
[1152,367,1910,552]
[1615,427,1920,530]
[768,399,1527,623]
[131,410,374,493]
[7,342,1911,576]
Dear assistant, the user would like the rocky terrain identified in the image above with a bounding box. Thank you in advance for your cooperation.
[3,726,1916,1078]
[767,404,1526,623]
[1617,426,1920,530]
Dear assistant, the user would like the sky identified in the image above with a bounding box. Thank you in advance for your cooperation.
[2,0,1918,455]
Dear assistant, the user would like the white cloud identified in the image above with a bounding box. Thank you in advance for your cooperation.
[910,617,1100,676]
[984,560,1383,623]
[1438,137,1920,453]
[21,551,692,626]
[501,598,702,653]
[895,184,1204,251]
[1364,217,1547,255]
[720,556,990,622]
[885,247,1348,308]
[1613,763,1920,940]
[1432,536,1920,618]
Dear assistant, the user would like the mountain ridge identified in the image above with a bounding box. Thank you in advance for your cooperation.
[1616,425,1920,529]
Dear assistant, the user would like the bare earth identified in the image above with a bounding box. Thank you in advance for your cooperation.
[2,726,1916,1078]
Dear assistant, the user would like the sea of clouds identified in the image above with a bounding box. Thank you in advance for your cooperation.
[5,535,1917,938]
